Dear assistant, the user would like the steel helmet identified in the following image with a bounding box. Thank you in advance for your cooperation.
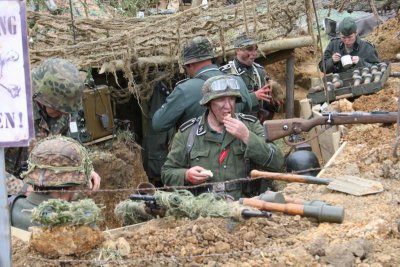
[199,75,242,106]
[32,58,83,113]
[181,36,216,65]
[286,150,320,176]
[22,136,93,187]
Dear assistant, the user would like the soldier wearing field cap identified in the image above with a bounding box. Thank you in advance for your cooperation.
[152,36,256,132]
[319,17,380,74]
[220,32,285,122]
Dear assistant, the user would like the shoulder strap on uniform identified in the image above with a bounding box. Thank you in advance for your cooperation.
[253,62,263,68]
[179,118,197,133]
[238,113,257,123]
[175,78,189,86]
[365,40,375,48]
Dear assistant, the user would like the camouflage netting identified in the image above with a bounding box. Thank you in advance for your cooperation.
[28,0,314,102]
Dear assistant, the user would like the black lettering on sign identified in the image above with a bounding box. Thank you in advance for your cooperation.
[0,112,18,128]
[0,16,17,36]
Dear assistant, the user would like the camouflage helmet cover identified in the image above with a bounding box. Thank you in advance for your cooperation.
[233,32,259,48]
[32,58,83,113]
[199,75,242,106]
[338,17,357,36]
[181,36,216,65]
[22,136,93,187]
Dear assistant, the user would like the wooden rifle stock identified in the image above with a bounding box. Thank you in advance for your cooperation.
[263,111,398,141]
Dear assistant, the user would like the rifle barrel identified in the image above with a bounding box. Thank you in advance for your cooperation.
[241,209,272,218]
[264,112,398,141]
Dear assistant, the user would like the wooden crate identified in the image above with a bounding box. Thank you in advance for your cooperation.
[307,63,391,105]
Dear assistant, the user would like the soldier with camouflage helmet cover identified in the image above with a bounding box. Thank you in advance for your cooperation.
[152,36,257,132]
[9,136,100,230]
[319,17,380,74]
[31,57,84,137]
[162,75,284,200]
[5,58,101,196]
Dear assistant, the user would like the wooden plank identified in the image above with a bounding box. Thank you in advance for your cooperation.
[11,227,31,243]
[317,141,347,177]
[299,99,322,161]
[103,222,148,238]
[312,105,339,164]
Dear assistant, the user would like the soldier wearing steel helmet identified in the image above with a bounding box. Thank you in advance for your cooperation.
[319,17,380,74]
[5,58,101,195]
[31,57,84,137]
[10,136,98,230]
[152,36,257,132]
[162,75,284,200]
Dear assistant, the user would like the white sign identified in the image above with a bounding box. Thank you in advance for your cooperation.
[0,0,34,147]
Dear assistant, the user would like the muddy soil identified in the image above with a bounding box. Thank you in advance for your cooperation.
[12,17,400,267]
[89,136,149,230]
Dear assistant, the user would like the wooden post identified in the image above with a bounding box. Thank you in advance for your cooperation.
[0,148,12,267]
[285,50,295,118]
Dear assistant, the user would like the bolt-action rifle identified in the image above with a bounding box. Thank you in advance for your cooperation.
[263,111,398,142]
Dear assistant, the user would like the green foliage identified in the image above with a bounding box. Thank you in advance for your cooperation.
[31,198,102,227]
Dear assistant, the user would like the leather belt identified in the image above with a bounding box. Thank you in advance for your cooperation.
[212,181,241,193]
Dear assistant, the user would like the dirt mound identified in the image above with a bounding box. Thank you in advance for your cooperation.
[89,137,148,229]
[368,18,400,61]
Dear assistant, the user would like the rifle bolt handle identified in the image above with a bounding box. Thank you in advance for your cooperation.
[283,125,289,131]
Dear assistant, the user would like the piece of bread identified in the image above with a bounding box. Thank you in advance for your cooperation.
[200,169,213,177]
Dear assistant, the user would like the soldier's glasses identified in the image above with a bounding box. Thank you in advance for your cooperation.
[210,78,240,92]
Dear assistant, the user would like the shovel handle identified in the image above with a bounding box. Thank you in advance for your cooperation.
[250,170,331,185]
[240,198,305,216]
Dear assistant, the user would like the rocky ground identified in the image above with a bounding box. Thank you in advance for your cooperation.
[12,18,400,267]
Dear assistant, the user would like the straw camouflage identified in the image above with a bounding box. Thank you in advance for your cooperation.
[32,58,83,113]
[338,17,357,36]
[181,36,216,65]
[199,75,242,105]
[22,136,93,187]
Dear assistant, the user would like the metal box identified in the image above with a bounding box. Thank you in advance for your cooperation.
[81,85,114,142]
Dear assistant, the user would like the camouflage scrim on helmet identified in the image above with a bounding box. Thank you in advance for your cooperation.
[181,36,216,65]
[22,136,93,187]
[32,58,84,113]
[6,172,24,195]
[199,75,243,106]
[338,17,357,36]
[233,32,259,48]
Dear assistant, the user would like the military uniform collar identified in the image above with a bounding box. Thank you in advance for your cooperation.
[339,36,360,52]
[194,64,220,78]
[233,58,253,73]
[198,111,241,135]
[26,192,56,206]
